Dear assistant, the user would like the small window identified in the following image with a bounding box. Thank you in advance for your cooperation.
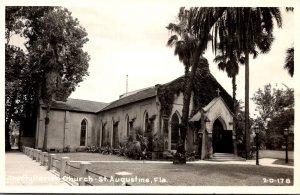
[101,123,106,146]
[144,112,149,132]
[126,115,130,136]
[80,120,87,146]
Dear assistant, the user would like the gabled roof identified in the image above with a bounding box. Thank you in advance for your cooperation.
[48,98,109,113]
[158,70,233,113]
[189,96,233,122]
[203,96,234,116]
[99,86,157,112]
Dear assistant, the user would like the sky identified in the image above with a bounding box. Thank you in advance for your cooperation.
[59,3,294,117]
[5,1,295,117]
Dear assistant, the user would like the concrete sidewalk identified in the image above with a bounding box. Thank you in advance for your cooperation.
[190,158,293,168]
[5,151,69,186]
[70,158,293,169]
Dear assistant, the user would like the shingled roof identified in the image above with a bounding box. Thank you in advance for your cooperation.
[100,86,157,112]
[48,98,108,113]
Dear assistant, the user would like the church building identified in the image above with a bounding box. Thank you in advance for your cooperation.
[34,65,236,160]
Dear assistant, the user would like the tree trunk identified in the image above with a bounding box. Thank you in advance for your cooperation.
[42,105,51,151]
[232,76,238,155]
[175,8,227,160]
[5,94,17,151]
[245,49,250,159]
[5,120,12,151]
[179,59,198,156]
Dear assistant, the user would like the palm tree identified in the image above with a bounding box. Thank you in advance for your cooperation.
[284,47,294,77]
[189,7,283,159]
[166,8,199,158]
[172,7,283,159]
[214,53,240,153]
[167,8,227,159]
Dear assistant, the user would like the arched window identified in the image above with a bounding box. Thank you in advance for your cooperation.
[80,119,87,146]
[101,122,107,146]
[171,113,180,150]
[112,121,119,148]
[144,112,149,132]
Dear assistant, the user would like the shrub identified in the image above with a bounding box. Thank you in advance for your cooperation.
[123,127,150,159]
[152,133,164,152]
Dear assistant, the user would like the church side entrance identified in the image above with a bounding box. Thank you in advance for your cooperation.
[212,118,233,153]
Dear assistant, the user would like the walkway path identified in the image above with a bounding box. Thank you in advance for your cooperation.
[5,151,69,186]
[70,158,293,169]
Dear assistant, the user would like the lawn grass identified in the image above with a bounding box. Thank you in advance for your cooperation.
[85,162,293,186]
[54,152,294,186]
[273,159,294,166]
[55,152,129,161]
[259,150,294,160]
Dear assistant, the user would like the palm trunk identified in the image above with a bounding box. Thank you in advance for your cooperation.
[244,49,250,159]
[176,8,227,161]
[5,120,12,151]
[42,105,51,151]
[232,75,238,155]
[179,60,198,155]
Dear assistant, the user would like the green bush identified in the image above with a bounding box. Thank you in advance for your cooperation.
[123,127,149,159]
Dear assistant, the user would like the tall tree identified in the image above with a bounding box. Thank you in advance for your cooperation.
[5,6,90,151]
[283,8,293,77]
[167,8,197,157]
[284,47,294,77]
[5,45,27,150]
[185,7,282,159]
[213,52,240,154]
[168,7,223,160]
[252,84,294,149]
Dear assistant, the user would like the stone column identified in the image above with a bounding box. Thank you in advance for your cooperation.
[41,152,48,166]
[79,162,91,186]
[36,150,41,162]
[48,154,56,170]
[208,133,213,158]
[60,157,70,178]
[33,149,38,160]
[32,149,36,159]
[29,148,34,159]
[232,131,238,156]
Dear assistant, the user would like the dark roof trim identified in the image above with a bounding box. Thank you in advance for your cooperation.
[98,95,156,113]
[41,107,97,114]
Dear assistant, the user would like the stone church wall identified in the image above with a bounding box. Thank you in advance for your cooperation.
[97,97,159,147]
[36,108,98,151]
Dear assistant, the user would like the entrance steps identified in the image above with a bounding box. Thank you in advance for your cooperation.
[208,153,246,162]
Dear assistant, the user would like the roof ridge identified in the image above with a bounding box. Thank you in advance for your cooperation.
[99,86,157,112]
[63,98,108,104]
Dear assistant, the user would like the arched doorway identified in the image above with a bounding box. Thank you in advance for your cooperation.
[212,118,233,153]
[212,119,223,153]
[171,113,180,150]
